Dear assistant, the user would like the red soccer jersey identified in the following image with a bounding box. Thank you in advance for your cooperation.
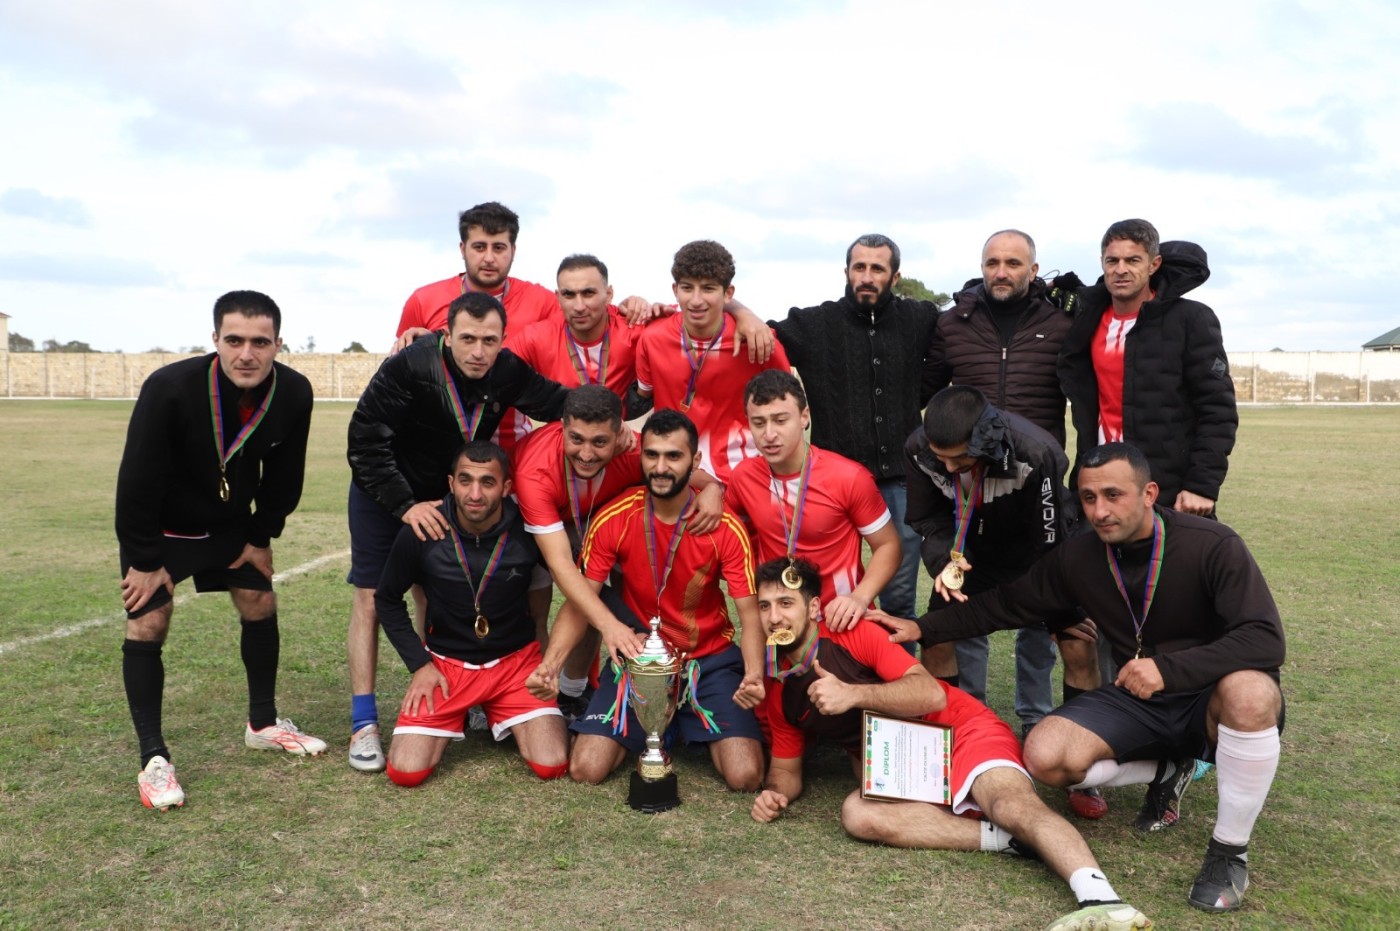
[725,446,890,605]
[760,623,993,760]
[504,308,645,401]
[634,316,791,485]
[396,274,559,338]
[580,488,756,658]
[1090,307,1141,444]
[512,421,643,538]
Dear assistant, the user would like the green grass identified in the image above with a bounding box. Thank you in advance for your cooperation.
[1,401,1398,929]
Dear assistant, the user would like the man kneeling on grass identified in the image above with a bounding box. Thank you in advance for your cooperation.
[374,442,568,785]
[751,558,1149,931]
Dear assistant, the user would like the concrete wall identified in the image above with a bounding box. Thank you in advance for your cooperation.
[0,352,390,401]
[2,350,1400,403]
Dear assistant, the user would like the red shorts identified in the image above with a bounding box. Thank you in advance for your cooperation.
[942,689,1030,816]
[393,642,561,742]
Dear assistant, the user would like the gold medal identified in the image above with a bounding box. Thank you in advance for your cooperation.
[939,562,964,592]
[767,628,796,647]
[219,474,230,503]
[474,614,489,639]
[781,563,803,590]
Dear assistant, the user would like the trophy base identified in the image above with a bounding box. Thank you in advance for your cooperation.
[628,771,680,814]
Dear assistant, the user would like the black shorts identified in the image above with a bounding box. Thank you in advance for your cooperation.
[1050,682,1286,764]
[346,481,407,589]
[120,529,272,619]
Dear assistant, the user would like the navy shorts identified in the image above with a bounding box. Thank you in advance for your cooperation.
[1050,682,1285,764]
[570,643,763,753]
[346,481,411,589]
[120,529,272,619]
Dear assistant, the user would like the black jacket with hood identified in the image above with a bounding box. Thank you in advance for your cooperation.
[1058,241,1237,505]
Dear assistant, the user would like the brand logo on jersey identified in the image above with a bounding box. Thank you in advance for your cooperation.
[1041,477,1056,543]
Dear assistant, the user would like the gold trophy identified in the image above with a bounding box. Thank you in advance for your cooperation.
[627,617,683,813]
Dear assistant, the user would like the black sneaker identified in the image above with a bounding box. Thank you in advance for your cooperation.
[557,686,595,724]
[1188,839,1249,911]
[1004,835,1043,861]
[1133,758,1193,832]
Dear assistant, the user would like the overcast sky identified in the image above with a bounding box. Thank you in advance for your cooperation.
[2,0,1397,354]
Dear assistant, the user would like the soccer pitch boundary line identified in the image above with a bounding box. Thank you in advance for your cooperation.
[0,549,350,656]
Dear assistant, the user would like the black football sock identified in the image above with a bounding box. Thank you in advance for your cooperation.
[241,614,280,730]
[123,638,169,766]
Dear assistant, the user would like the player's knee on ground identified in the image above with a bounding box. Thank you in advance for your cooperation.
[840,791,886,842]
[526,759,568,780]
[568,739,619,784]
[385,762,434,787]
[721,759,763,793]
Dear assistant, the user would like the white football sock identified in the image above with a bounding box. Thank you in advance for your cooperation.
[1213,724,1280,846]
[1068,866,1120,905]
[1072,758,1158,789]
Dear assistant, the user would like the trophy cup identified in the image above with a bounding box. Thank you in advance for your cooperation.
[626,617,682,813]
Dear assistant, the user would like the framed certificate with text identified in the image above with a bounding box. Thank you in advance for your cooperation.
[861,711,953,805]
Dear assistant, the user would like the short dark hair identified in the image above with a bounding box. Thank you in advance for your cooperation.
[459,202,520,244]
[756,556,821,603]
[447,291,507,333]
[213,290,282,337]
[557,253,609,281]
[641,408,699,457]
[562,384,623,430]
[451,440,511,479]
[671,240,735,288]
[845,233,901,274]
[1101,219,1160,259]
[1079,442,1152,488]
[744,369,807,410]
[983,229,1037,262]
[923,385,989,449]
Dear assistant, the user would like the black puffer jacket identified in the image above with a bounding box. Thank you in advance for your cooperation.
[347,335,568,518]
[922,277,1073,446]
[1059,241,1236,505]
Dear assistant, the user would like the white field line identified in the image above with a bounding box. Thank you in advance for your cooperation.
[0,548,350,656]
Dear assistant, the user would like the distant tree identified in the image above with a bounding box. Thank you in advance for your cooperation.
[8,331,35,352]
[146,346,172,354]
[302,336,317,353]
[894,276,951,308]
[343,341,368,353]
[42,339,97,353]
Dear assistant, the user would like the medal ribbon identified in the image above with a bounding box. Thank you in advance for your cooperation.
[644,490,694,619]
[447,521,510,622]
[679,316,727,409]
[772,448,815,560]
[564,327,610,386]
[564,454,598,546]
[1105,511,1165,652]
[766,631,820,680]
[207,358,277,479]
[438,336,485,441]
[950,465,985,556]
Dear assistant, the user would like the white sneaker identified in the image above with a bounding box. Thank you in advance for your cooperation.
[245,718,328,756]
[348,723,386,772]
[138,756,185,811]
[1046,903,1152,931]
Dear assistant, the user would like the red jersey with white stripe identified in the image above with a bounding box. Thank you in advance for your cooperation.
[635,316,790,485]
[581,488,755,658]
[724,446,890,605]
[396,274,559,337]
[504,309,644,401]
[1090,307,1140,443]
[512,421,642,539]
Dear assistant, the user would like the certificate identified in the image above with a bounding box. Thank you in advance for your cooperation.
[861,711,953,805]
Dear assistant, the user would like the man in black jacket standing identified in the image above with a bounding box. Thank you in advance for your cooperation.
[1059,219,1237,515]
[117,290,324,812]
[770,234,938,622]
[877,443,1284,913]
[921,229,1074,753]
[344,290,569,772]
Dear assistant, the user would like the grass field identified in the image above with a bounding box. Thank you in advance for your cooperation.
[1,401,1398,930]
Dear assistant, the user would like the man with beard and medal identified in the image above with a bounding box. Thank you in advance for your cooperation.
[751,558,1151,931]
[725,370,901,632]
[345,291,570,773]
[564,409,766,792]
[117,290,324,813]
[374,442,568,787]
[768,234,939,628]
[875,444,1285,914]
